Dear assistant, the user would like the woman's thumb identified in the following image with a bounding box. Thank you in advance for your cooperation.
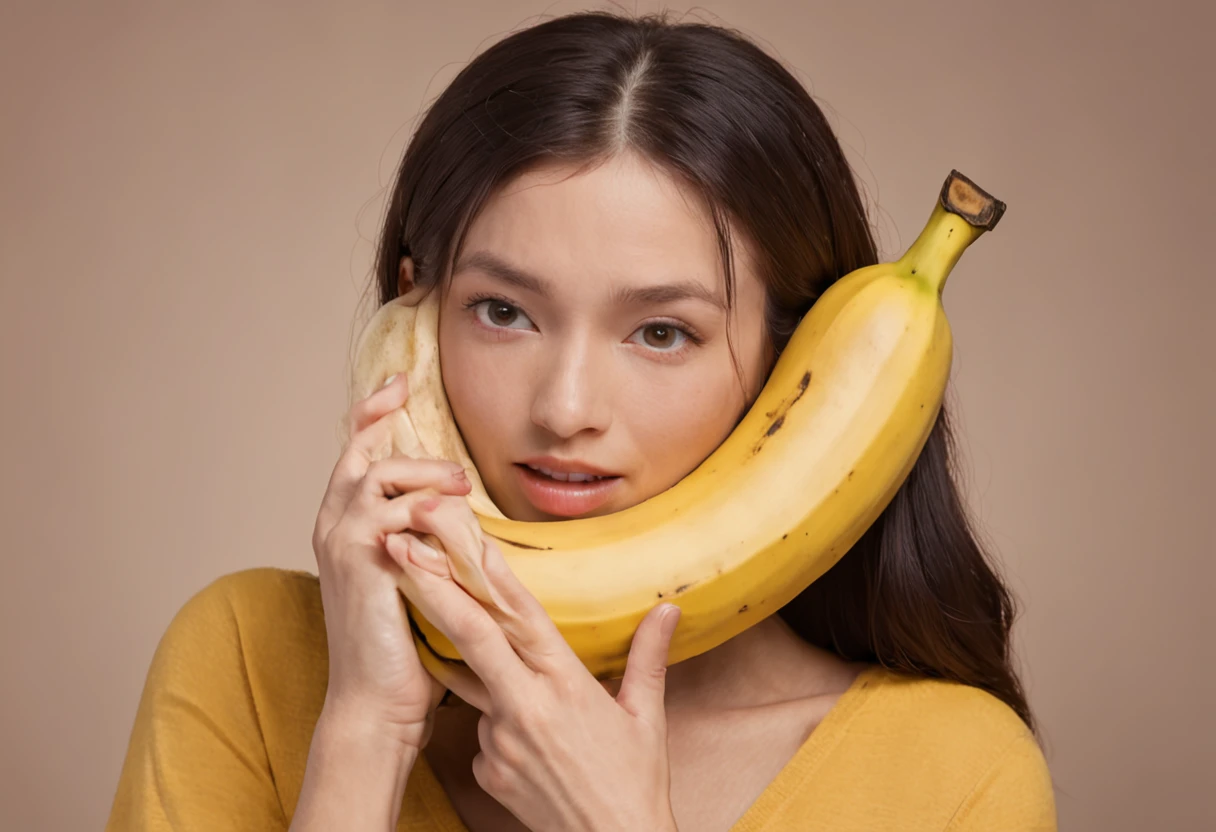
[616,604,681,723]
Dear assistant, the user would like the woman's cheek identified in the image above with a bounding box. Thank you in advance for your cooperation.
[630,371,735,480]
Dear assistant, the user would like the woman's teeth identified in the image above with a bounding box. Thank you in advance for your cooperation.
[526,464,608,483]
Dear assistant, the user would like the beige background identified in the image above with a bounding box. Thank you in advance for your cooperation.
[1,1,1211,829]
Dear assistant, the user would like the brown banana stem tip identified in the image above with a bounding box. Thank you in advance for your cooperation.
[940,170,1007,230]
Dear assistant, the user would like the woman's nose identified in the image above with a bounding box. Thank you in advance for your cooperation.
[529,341,613,440]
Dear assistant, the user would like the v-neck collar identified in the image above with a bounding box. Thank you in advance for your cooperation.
[410,664,887,831]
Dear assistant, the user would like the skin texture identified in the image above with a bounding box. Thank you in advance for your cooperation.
[391,152,865,831]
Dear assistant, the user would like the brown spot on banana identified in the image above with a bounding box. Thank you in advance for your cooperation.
[752,371,812,455]
[657,582,695,599]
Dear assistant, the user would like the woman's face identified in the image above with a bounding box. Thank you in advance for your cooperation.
[417,153,772,521]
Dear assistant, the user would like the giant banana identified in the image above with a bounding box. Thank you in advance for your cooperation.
[348,170,1005,681]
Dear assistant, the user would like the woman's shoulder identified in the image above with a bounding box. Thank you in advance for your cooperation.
[804,665,1056,830]
[187,564,323,609]
[149,567,329,716]
[167,564,326,656]
[166,566,324,643]
[850,664,1036,747]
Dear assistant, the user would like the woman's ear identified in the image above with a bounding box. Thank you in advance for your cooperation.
[398,255,416,297]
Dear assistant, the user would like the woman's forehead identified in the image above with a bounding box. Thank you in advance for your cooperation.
[460,155,756,297]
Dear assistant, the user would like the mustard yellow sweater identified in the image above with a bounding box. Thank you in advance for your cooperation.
[106,568,1056,830]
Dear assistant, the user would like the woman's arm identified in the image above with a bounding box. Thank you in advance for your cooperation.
[290,702,420,832]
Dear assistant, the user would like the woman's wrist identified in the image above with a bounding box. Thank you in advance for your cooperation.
[290,702,422,831]
[318,696,430,752]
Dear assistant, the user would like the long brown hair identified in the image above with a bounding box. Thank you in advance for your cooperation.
[365,10,1035,734]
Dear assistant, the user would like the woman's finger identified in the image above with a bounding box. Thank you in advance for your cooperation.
[386,538,493,712]
[390,534,532,710]
[346,373,408,439]
[616,603,681,726]
[314,377,410,544]
[359,488,469,549]
[428,659,492,714]
[360,457,470,501]
[403,497,513,615]
[479,536,581,674]
[408,503,576,675]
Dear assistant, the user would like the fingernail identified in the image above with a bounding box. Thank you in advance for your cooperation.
[662,605,682,636]
[451,468,469,486]
[381,374,399,389]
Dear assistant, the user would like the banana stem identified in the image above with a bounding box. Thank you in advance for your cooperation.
[900,170,1006,295]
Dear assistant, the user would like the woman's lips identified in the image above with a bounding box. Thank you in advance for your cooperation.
[514,464,622,517]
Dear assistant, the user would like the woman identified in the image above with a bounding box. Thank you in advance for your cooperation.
[107,11,1055,831]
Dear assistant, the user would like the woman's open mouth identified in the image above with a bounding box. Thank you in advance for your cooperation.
[514,463,623,517]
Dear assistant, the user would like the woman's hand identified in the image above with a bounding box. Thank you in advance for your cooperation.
[310,373,472,751]
[386,498,683,832]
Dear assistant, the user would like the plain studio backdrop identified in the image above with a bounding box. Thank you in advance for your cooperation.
[1,1,1211,829]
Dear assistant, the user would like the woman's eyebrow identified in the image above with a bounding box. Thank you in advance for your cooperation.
[454,249,726,310]
[614,281,725,310]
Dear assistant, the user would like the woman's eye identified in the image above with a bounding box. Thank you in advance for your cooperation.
[472,299,533,330]
[468,297,696,353]
[631,323,690,352]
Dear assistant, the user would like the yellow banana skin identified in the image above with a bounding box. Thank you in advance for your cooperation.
[348,171,1005,681]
